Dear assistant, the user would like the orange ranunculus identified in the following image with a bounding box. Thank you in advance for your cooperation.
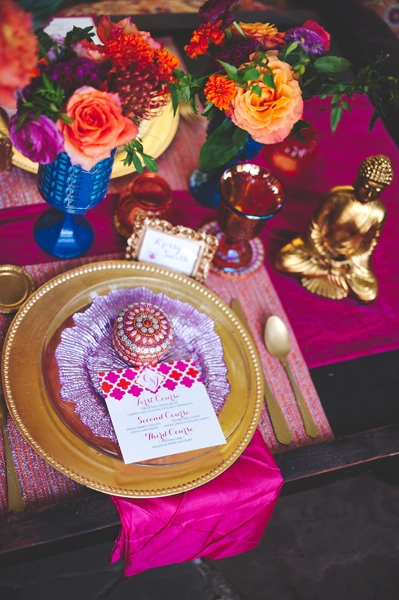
[225,57,303,145]
[184,21,224,59]
[204,74,237,111]
[236,22,285,49]
[155,48,180,80]
[58,87,138,171]
[0,0,38,108]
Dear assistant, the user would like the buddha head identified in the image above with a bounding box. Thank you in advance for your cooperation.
[354,155,393,203]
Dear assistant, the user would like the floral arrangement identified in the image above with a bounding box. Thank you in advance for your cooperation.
[0,0,179,172]
[171,0,399,172]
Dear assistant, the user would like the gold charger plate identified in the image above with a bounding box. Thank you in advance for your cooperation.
[0,102,179,179]
[2,261,263,498]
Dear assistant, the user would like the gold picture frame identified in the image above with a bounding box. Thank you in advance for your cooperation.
[125,215,218,283]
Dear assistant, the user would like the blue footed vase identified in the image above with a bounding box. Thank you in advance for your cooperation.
[34,149,116,259]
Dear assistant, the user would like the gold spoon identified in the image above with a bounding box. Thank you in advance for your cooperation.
[230,299,292,445]
[264,316,319,439]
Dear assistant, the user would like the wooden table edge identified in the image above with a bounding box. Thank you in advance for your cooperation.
[1,422,399,565]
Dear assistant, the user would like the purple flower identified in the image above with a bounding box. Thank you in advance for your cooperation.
[23,57,110,106]
[284,27,325,55]
[205,39,263,74]
[42,57,110,100]
[199,0,239,27]
[10,114,64,164]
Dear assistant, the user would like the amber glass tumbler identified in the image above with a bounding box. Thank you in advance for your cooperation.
[213,164,286,272]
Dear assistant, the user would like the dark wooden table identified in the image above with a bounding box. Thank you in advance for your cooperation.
[1,6,399,568]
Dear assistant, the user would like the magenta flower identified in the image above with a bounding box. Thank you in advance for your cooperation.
[10,113,64,164]
[199,0,239,27]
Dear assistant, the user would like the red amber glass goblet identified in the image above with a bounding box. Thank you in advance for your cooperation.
[213,164,286,273]
[115,173,172,238]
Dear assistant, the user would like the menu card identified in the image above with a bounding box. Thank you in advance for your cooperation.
[98,359,226,463]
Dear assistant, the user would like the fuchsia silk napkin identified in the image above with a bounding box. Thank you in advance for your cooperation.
[110,430,283,576]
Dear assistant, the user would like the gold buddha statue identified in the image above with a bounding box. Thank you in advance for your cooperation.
[275,155,393,302]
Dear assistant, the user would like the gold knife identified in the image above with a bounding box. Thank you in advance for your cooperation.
[0,381,26,512]
[230,298,293,446]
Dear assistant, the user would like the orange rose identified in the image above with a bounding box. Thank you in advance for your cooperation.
[58,87,138,171]
[225,57,303,145]
[0,0,38,108]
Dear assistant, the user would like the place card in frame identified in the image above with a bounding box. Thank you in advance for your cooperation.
[125,215,218,283]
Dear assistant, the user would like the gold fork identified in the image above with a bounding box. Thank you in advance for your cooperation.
[0,381,25,512]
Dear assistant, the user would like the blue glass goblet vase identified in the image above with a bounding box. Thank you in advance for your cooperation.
[34,149,116,259]
[188,114,263,209]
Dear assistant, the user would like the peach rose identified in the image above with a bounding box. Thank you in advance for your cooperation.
[0,0,38,108]
[58,86,138,171]
[225,57,303,145]
[236,22,285,49]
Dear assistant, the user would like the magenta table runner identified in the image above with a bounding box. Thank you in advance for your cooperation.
[2,107,399,371]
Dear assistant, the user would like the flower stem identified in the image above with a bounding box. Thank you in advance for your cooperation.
[232,21,246,39]
[37,40,52,65]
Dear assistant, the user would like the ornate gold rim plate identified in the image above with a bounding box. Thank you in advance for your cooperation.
[2,261,263,498]
[0,102,179,179]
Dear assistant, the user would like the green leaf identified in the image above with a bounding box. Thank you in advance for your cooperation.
[250,84,261,96]
[64,25,95,48]
[41,73,52,92]
[330,105,343,132]
[217,60,239,82]
[35,29,53,54]
[232,127,248,150]
[132,152,143,174]
[60,113,74,124]
[284,41,299,56]
[16,111,29,131]
[341,100,351,112]
[262,72,276,89]
[201,102,220,119]
[240,68,260,82]
[368,110,379,132]
[291,119,312,142]
[314,56,352,74]
[142,154,159,172]
[199,118,238,172]
[170,86,181,116]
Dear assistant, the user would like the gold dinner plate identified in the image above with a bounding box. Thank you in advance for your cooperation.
[2,261,263,497]
[1,102,179,179]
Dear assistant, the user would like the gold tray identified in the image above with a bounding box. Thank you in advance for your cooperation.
[0,102,179,179]
[2,261,263,497]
